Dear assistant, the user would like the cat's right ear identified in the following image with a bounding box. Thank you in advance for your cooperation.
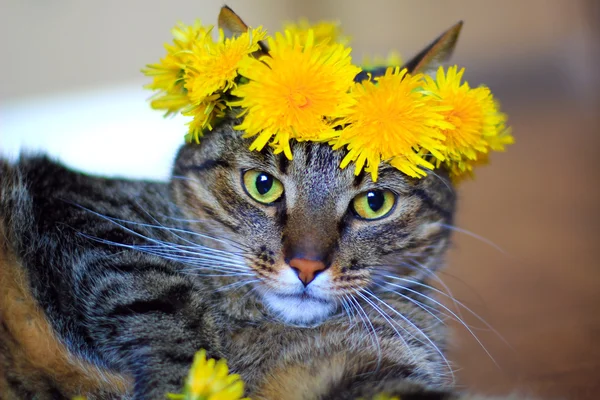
[356,21,463,82]
[218,5,269,54]
[402,21,463,74]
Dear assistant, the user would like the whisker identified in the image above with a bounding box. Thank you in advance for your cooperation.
[398,258,468,323]
[132,201,251,253]
[180,272,255,278]
[381,274,509,343]
[374,256,490,328]
[84,235,247,269]
[171,175,197,182]
[346,293,382,370]
[418,166,453,194]
[372,282,449,326]
[140,249,250,269]
[434,222,505,254]
[133,242,238,255]
[113,215,248,252]
[379,260,489,307]
[362,289,455,383]
[216,279,260,292]
[379,280,500,367]
[82,235,251,276]
[69,205,256,276]
[72,203,249,253]
[354,291,417,361]
[339,296,357,331]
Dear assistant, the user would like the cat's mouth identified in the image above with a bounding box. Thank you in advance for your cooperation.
[260,288,337,326]
[276,291,331,304]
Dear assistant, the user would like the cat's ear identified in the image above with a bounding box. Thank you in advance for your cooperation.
[402,21,463,74]
[218,5,249,38]
[356,21,463,82]
[218,5,269,53]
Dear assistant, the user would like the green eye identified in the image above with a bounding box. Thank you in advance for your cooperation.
[352,190,396,220]
[242,170,284,204]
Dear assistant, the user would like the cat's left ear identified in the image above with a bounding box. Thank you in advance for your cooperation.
[218,5,269,53]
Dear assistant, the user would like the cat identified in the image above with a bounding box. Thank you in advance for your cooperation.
[0,12,499,400]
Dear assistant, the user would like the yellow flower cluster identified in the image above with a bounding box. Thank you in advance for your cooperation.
[143,22,266,143]
[144,19,511,181]
[167,350,247,400]
[283,18,350,45]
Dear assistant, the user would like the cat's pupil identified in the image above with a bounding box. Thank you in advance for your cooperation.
[256,173,273,195]
[366,191,384,212]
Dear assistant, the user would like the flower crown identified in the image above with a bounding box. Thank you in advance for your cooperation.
[143,7,513,182]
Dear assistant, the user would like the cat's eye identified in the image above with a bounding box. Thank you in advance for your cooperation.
[351,189,396,220]
[242,170,284,204]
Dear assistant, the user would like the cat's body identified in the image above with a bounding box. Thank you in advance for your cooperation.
[0,8,503,399]
[0,119,459,399]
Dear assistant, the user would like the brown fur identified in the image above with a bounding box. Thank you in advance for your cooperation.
[254,353,347,400]
[0,222,132,399]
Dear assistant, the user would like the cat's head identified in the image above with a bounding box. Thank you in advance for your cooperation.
[170,15,460,326]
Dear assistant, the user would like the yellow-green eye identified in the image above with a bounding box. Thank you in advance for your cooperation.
[242,170,284,204]
[352,190,396,220]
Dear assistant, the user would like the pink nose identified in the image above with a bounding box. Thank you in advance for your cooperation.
[289,258,326,286]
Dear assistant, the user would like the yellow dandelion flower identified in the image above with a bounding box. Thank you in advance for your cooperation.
[167,350,248,400]
[283,18,350,45]
[231,30,360,159]
[148,92,191,116]
[333,67,450,181]
[422,66,513,180]
[422,66,497,159]
[183,95,228,143]
[143,21,212,116]
[185,27,267,105]
[446,123,514,182]
[486,121,514,151]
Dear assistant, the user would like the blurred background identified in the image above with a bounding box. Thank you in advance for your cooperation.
[1,1,598,399]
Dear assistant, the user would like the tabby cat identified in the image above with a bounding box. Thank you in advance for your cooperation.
[0,12,500,400]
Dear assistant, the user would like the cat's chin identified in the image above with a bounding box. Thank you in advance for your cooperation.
[261,291,336,326]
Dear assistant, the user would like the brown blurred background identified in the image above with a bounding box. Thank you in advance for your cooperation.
[1,1,599,399]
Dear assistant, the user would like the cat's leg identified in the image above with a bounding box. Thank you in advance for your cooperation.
[240,290,451,400]
[80,261,226,399]
[250,351,456,400]
[250,350,464,400]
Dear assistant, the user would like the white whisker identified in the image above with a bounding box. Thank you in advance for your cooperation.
[379,280,500,367]
[372,282,448,326]
[362,289,455,383]
[385,274,510,342]
[435,222,505,254]
[403,257,466,322]
[346,294,382,370]
[216,279,260,292]
[354,291,417,361]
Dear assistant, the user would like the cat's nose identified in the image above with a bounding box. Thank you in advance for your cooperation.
[289,258,326,286]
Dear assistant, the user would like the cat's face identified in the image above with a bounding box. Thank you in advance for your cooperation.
[172,119,455,325]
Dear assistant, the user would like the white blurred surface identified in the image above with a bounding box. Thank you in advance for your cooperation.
[0,83,185,180]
